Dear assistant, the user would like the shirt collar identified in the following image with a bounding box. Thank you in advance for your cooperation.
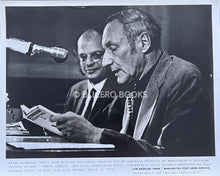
[139,50,164,81]
[87,79,107,93]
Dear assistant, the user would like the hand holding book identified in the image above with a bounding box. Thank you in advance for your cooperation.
[50,111,103,143]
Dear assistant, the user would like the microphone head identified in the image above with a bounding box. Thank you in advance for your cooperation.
[7,38,69,63]
[51,47,69,63]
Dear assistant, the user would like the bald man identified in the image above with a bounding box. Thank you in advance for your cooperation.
[64,29,124,131]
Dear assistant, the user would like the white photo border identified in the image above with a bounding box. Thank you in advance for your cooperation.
[0,0,220,176]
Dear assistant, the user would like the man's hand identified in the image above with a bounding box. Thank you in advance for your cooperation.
[50,111,102,143]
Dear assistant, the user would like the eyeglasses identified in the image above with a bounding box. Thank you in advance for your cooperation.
[78,51,104,63]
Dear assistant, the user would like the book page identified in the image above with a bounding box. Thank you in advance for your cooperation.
[22,105,62,136]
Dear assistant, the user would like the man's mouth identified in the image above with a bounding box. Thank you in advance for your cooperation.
[86,68,98,74]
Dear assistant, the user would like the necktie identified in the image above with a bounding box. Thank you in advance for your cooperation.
[127,96,134,119]
[127,95,136,136]
[120,93,134,134]
[84,88,96,119]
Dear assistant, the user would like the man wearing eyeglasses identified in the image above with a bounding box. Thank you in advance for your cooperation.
[51,9,213,156]
[64,29,124,131]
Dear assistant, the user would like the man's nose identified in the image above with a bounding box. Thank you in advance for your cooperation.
[85,56,94,66]
[102,51,113,67]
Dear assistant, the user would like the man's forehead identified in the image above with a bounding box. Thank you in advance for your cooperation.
[107,19,123,29]
[102,20,125,44]
[78,33,103,52]
[78,33,101,45]
[78,41,103,54]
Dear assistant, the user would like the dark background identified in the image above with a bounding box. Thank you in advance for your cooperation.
[6,6,213,113]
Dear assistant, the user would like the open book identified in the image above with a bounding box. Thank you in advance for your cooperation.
[20,104,62,136]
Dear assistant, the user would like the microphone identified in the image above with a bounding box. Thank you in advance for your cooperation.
[6,38,68,63]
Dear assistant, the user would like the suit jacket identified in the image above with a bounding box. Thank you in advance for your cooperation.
[100,51,214,156]
[65,78,124,131]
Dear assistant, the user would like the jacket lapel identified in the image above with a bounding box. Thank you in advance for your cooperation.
[74,81,88,114]
[133,52,172,139]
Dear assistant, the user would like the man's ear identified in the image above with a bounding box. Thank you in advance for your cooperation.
[139,32,151,53]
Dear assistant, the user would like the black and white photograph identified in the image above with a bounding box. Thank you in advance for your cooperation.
[1,0,220,175]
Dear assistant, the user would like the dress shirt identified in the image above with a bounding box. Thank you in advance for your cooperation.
[81,79,106,117]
